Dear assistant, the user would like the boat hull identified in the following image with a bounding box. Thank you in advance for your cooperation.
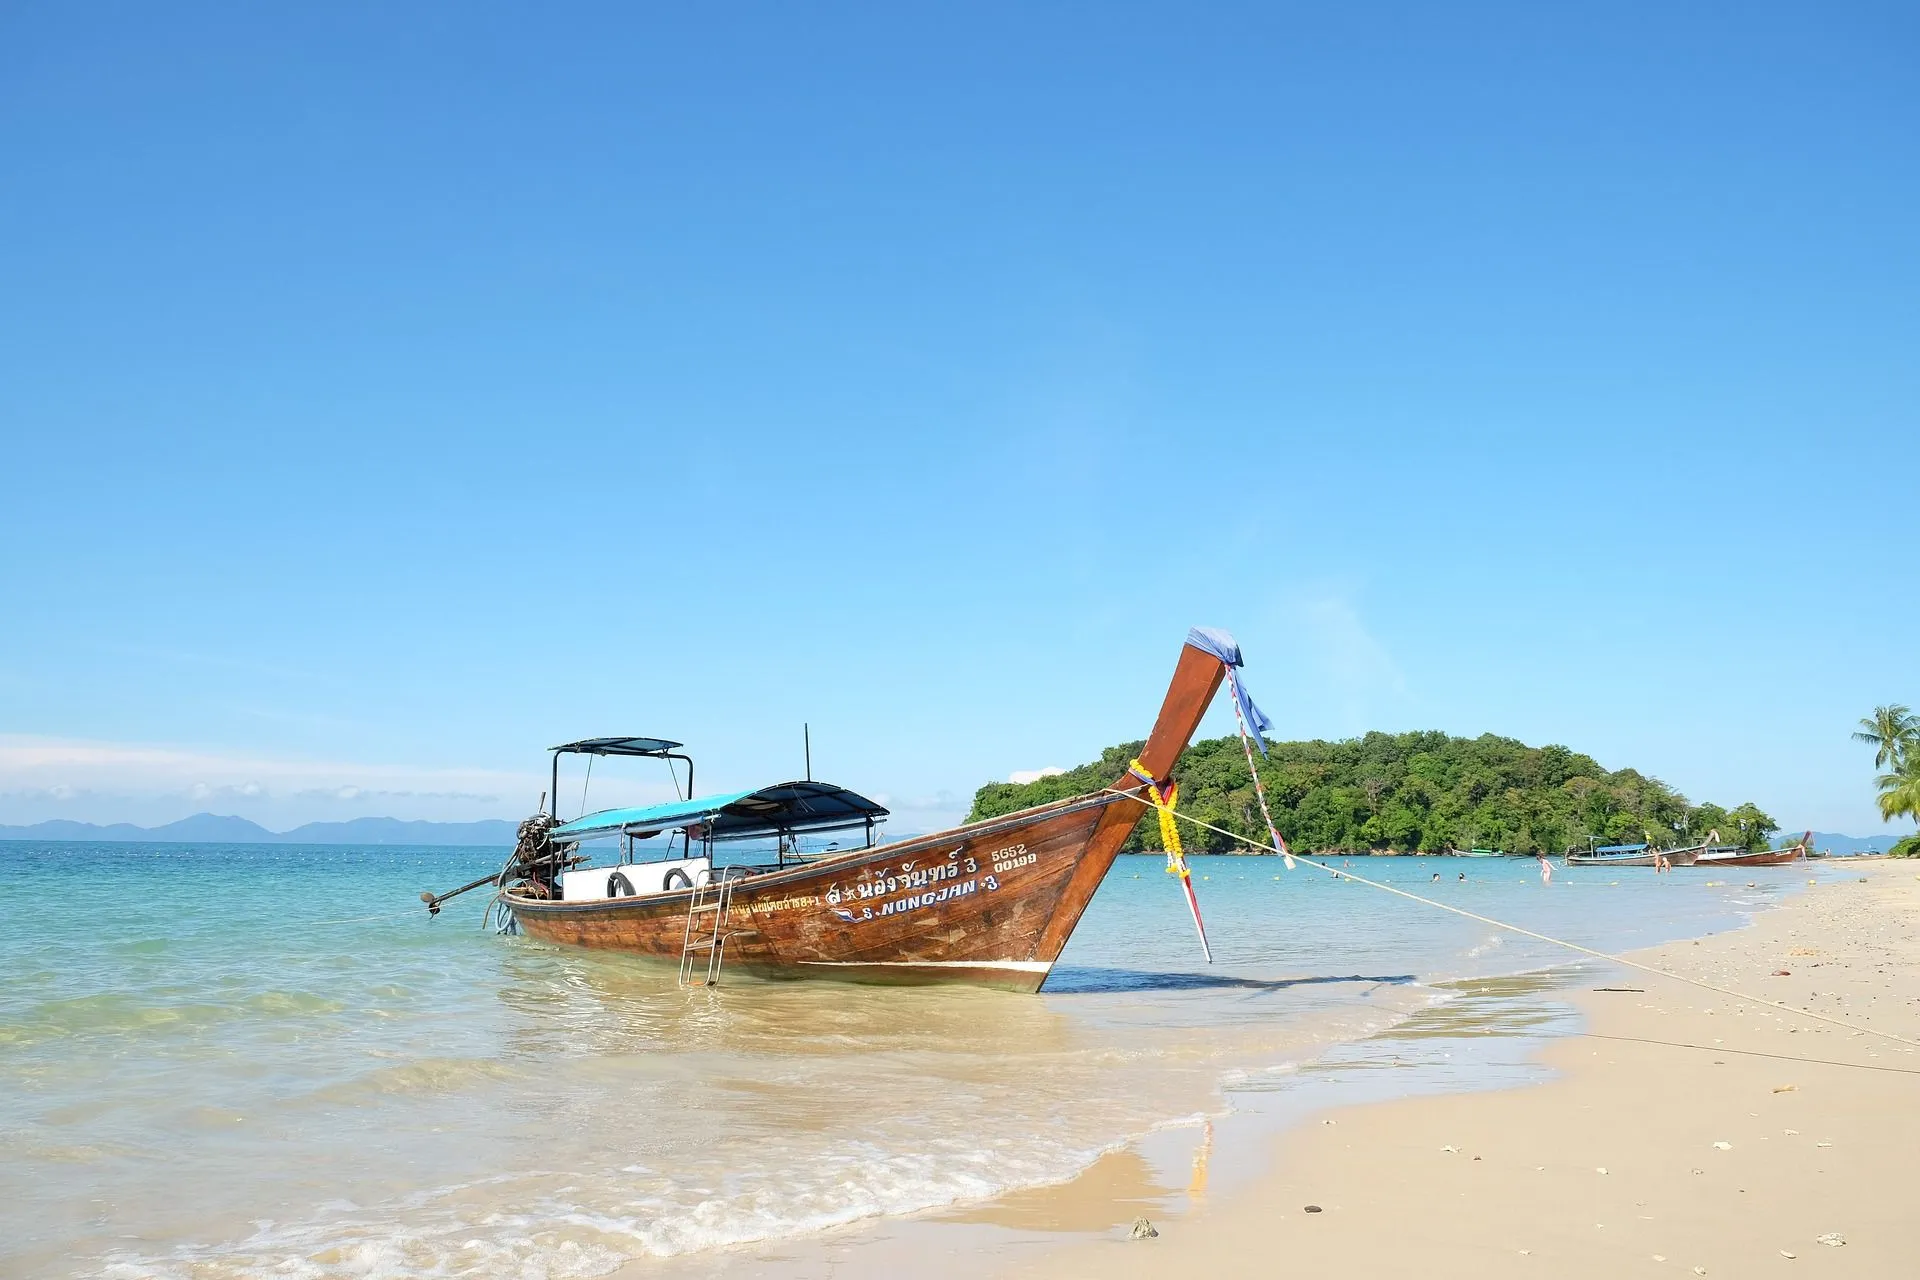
[1696,848,1806,868]
[505,792,1144,992]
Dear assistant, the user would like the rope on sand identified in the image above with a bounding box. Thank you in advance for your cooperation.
[1575,1032,1920,1076]
[1103,786,1920,1053]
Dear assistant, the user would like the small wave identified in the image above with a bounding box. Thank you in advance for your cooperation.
[0,994,239,1050]
[0,988,350,1053]
[301,1058,525,1105]
[241,991,348,1016]
[0,1132,149,1164]
[95,1134,1148,1277]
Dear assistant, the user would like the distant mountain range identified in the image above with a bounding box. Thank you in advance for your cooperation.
[0,813,519,846]
[1799,831,1911,856]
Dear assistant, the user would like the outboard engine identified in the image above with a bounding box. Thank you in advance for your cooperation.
[505,811,578,898]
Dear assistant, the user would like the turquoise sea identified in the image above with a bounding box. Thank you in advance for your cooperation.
[0,842,1836,1277]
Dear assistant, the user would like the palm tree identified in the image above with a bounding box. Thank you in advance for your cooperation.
[1853,704,1919,770]
[1878,757,1920,825]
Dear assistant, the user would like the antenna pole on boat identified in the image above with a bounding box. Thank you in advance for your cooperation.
[804,723,811,781]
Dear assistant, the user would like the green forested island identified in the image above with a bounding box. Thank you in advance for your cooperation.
[968,731,1778,855]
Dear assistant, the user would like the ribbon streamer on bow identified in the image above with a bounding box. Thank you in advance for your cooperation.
[1184,628,1293,871]
[1224,667,1295,871]
[1130,758,1211,963]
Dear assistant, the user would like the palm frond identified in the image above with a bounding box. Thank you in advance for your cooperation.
[1875,762,1920,824]
[1856,705,1919,770]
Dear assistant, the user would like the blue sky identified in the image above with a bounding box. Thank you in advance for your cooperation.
[1,2,1913,836]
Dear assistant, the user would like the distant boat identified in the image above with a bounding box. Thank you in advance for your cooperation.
[422,628,1260,992]
[1568,843,1655,867]
[1566,842,1701,867]
[1453,847,1503,858]
[1649,840,1728,866]
[1697,832,1811,868]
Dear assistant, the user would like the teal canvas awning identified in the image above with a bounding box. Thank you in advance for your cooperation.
[549,781,889,843]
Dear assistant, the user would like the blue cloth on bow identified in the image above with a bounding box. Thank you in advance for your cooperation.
[1185,627,1273,755]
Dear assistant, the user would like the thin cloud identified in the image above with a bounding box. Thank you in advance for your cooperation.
[1253,593,1413,737]
[1300,597,1406,699]
[0,733,537,825]
[291,786,504,804]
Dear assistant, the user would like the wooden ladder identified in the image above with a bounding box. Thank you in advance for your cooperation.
[678,873,734,986]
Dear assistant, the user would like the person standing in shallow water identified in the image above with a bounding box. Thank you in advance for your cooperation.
[1537,853,1554,884]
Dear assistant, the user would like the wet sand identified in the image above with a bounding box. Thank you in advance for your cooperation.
[992,859,1920,1278]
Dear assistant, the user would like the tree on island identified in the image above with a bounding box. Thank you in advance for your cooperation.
[1724,802,1778,852]
[1855,704,1920,856]
[970,730,1771,856]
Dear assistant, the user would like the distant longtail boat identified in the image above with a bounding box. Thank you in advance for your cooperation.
[1565,842,1702,867]
[1696,832,1812,868]
[423,628,1260,992]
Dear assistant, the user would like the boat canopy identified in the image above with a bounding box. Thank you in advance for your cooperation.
[551,737,684,757]
[1592,842,1650,854]
[549,780,889,843]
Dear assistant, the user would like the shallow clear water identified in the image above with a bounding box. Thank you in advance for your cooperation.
[0,842,1829,1277]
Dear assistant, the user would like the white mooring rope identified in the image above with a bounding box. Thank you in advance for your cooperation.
[1102,785,1920,1053]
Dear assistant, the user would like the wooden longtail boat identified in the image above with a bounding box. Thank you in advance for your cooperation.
[426,629,1251,992]
[1655,839,1720,865]
[1695,847,1804,867]
[1568,843,1667,868]
[1566,843,1703,868]
[1567,851,1655,867]
[1696,833,1811,868]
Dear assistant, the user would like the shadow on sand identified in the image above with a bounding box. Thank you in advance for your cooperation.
[1043,968,1419,995]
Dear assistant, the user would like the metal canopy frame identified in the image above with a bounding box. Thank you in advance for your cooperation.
[550,737,694,812]
[551,736,684,756]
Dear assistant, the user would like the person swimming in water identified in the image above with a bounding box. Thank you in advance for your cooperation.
[1458,871,1467,881]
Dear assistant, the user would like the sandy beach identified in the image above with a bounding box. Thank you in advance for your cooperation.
[988,860,1920,1279]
